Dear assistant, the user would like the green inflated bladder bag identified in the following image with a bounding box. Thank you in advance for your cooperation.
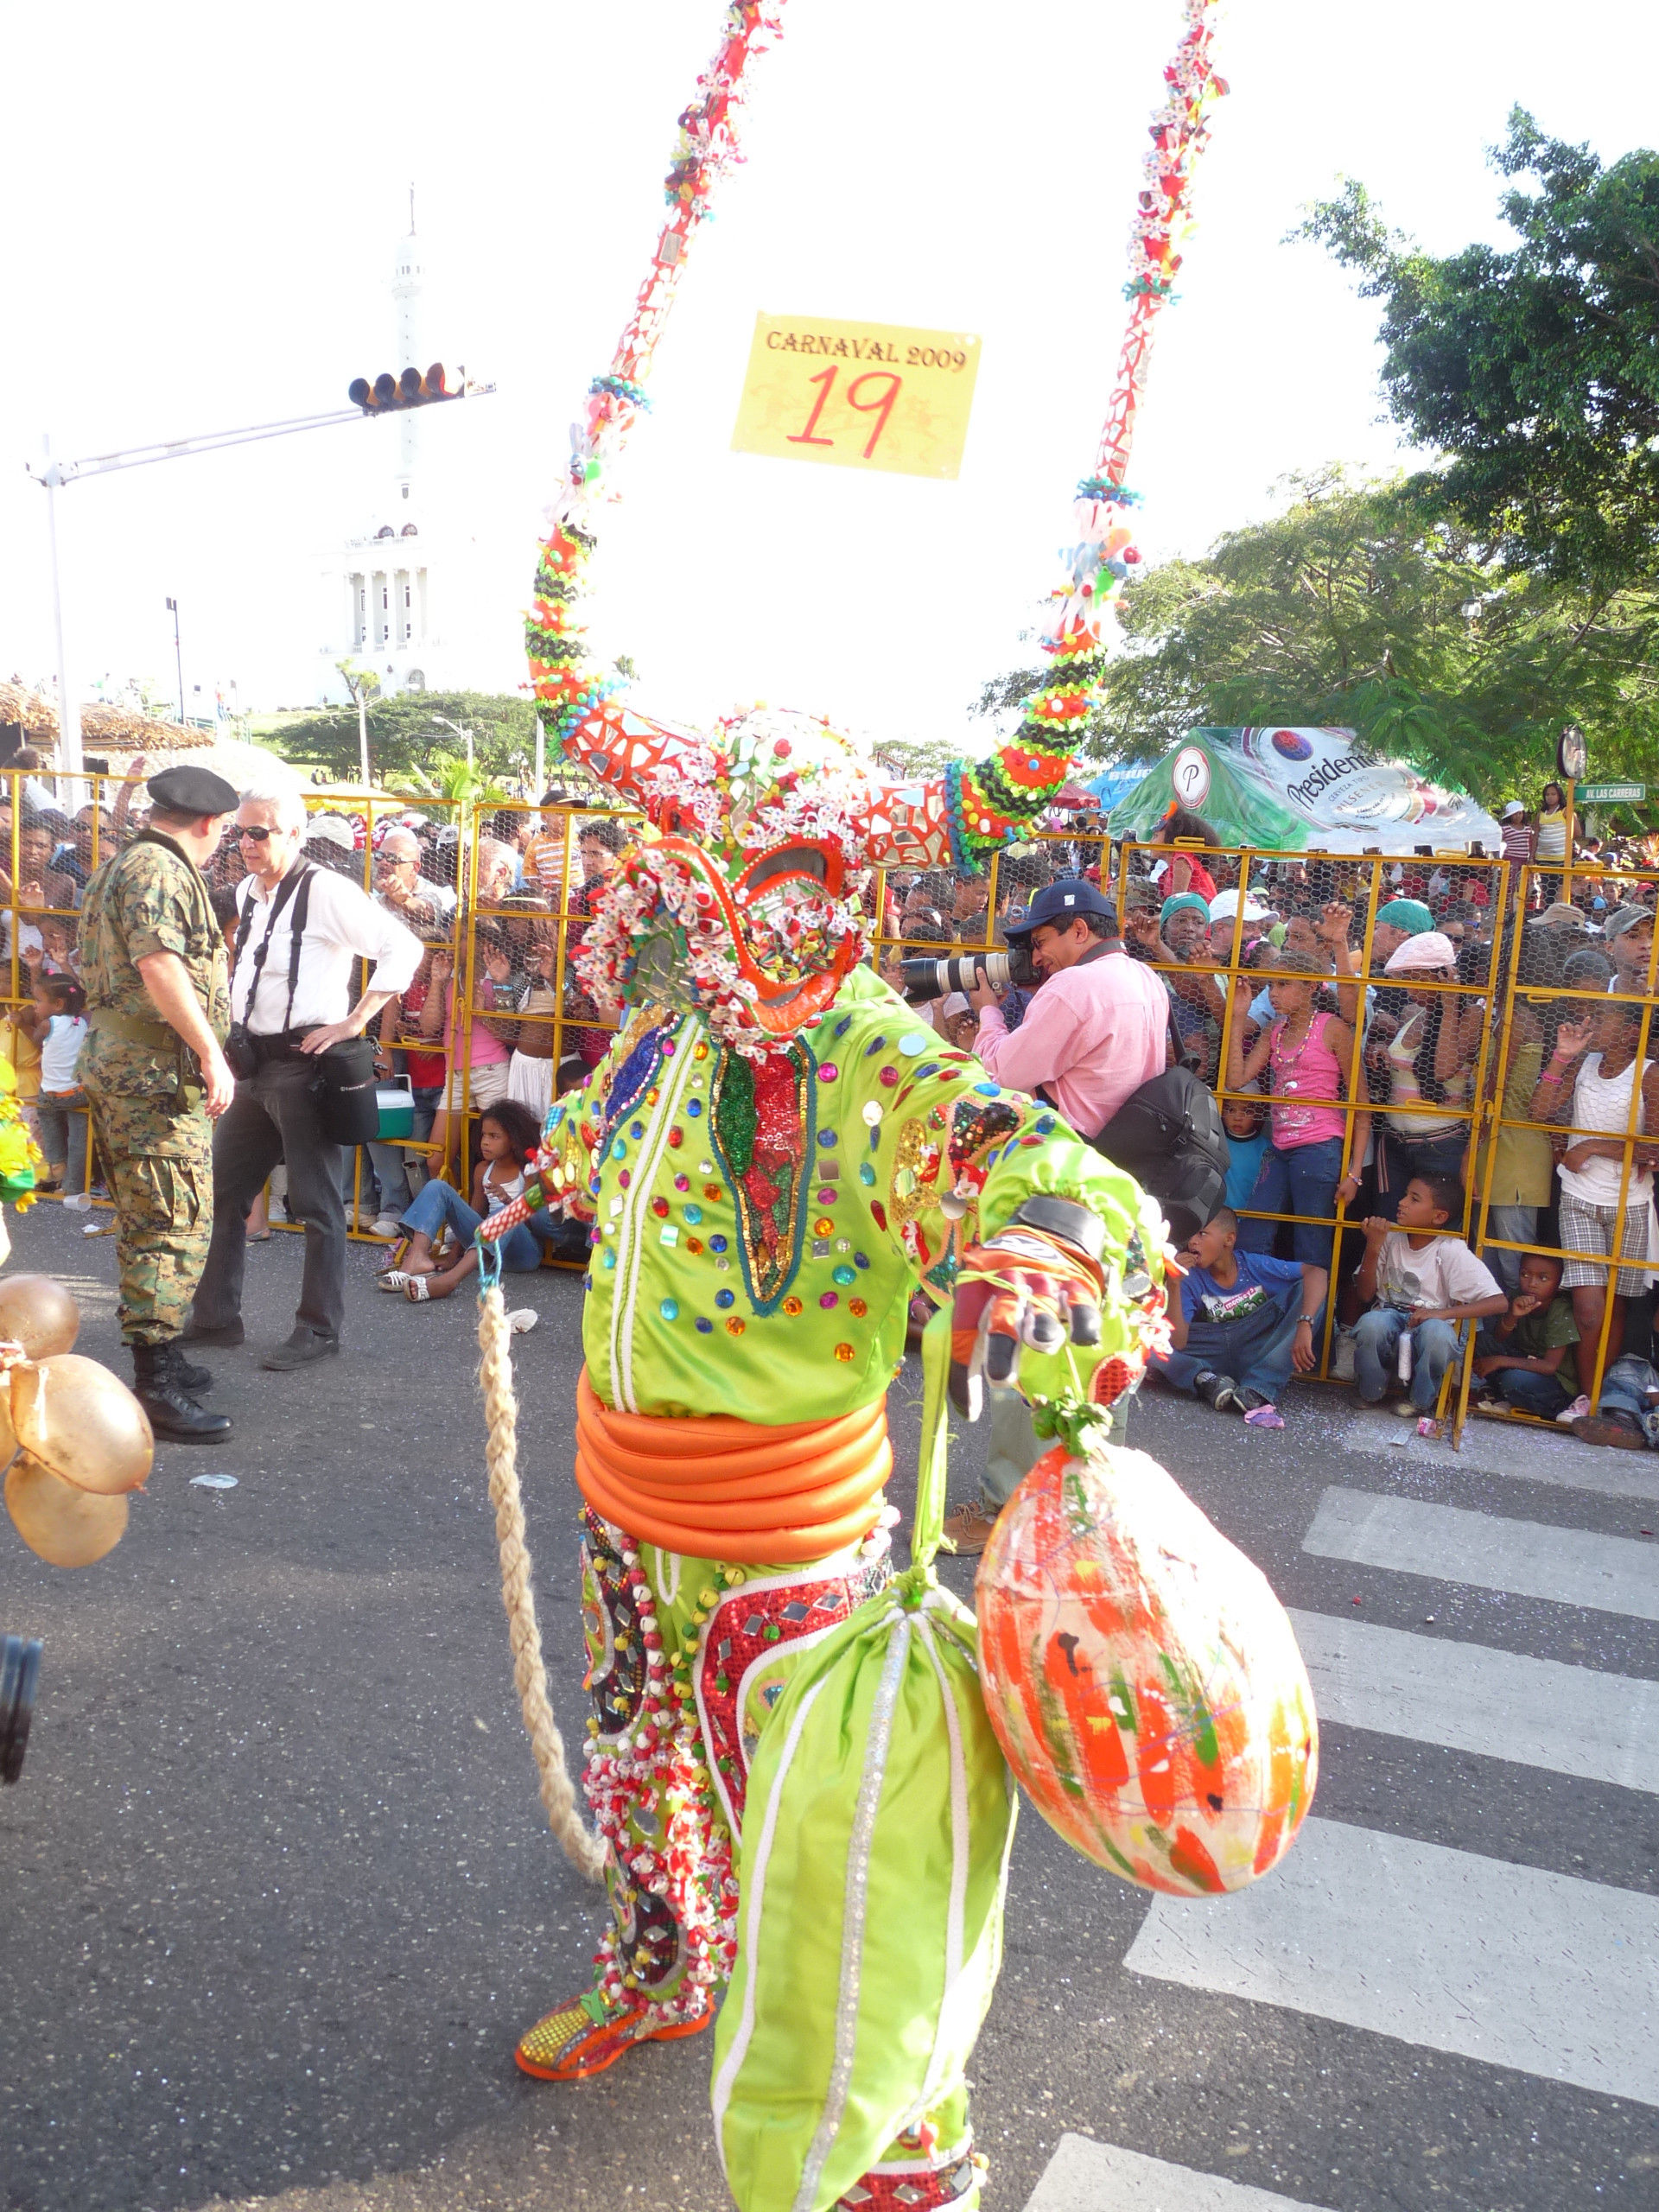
[712,1314,1015,2212]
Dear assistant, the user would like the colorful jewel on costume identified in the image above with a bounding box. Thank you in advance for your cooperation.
[708,1039,814,1312]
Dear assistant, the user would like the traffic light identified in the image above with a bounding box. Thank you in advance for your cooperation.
[347,363,458,412]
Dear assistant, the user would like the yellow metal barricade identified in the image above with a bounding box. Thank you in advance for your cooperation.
[450,800,640,1268]
[16,767,1655,1393]
[866,829,1656,1444]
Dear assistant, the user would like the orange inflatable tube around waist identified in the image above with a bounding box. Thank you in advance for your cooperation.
[573,1369,890,1565]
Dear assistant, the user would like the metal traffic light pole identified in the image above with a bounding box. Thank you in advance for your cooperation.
[26,372,493,778]
[166,596,185,725]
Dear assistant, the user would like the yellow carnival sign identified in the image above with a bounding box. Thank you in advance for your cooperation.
[731,313,982,480]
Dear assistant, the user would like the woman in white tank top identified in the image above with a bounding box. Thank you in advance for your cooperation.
[1557,1049,1655,1209]
[1532,995,1659,1379]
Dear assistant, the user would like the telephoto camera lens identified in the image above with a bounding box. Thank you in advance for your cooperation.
[898,946,1033,1003]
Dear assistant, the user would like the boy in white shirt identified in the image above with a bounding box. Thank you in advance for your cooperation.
[1352,1173,1507,1416]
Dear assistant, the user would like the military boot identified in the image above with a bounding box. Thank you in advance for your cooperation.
[170,1346,215,1393]
[132,1343,232,1442]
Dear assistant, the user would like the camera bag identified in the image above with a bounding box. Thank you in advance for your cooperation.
[1091,1010,1230,1245]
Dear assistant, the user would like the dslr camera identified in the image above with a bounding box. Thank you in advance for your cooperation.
[899,944,1036,1005]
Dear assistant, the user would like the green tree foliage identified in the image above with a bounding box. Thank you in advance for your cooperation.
[1302,111,1659,593]
[979,473,1659,798]
[270,690,543,789]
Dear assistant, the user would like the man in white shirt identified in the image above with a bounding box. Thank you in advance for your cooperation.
[184,779,422,1370]
[967,879,1168,1139]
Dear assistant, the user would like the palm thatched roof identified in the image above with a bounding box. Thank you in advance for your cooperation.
[0,680,214,753]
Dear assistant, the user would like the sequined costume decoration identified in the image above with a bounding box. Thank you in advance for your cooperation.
[498,963,1166,2205]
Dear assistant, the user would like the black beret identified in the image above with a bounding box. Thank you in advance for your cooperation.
[147,764,241,817]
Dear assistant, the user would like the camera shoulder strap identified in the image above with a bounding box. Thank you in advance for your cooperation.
[234,863,312,1029]
[279,865,316,1035]
[228,880,260,976]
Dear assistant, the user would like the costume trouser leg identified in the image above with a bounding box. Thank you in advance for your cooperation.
[982,1382,1126,1512]
[84,1091,213,1347]
[569,1510,980,2207]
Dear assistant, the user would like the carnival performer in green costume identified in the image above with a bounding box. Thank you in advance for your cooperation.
[480,686,1167,2208]
[470,4,1224,2192]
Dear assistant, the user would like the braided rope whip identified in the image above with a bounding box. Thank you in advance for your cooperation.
[476,1267,606,1885]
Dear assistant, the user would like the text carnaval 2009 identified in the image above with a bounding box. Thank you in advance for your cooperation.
[763,330,969,371]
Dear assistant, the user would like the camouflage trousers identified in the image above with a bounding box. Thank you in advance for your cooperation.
[83,1090,213,1346]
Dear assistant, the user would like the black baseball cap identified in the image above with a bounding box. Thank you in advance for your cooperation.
[147,764,240,817]
[1003,877,1117,943]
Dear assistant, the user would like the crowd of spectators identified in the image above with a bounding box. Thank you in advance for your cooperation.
[0,768,617,1248]
[873,801,1659,1449]
[3,755,1654,1444]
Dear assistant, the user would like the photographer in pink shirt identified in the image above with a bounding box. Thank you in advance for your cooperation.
[967,879,1168,1137]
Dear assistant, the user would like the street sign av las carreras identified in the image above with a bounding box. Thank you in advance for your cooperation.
[1580,782,1647,804]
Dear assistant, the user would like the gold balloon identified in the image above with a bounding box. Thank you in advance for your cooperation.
[5,1452,128,1567]
[10,1354,154,1497]
[0,1274,79,1362]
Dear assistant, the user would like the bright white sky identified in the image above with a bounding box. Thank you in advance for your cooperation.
[2,0,1655,755]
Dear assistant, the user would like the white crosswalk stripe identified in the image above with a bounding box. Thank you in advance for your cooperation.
[1287,1607,1659,1793]
[1302,1485,1659,1620]
[1124,1816,1659,2107]
[1023,2136,1331,2210]
[1026,1452,1659,2209]
[1339,1407,1659,1506]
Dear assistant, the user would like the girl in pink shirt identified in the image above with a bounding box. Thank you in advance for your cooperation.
[1225,951,1370,1267]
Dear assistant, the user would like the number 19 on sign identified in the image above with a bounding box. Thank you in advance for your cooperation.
[731,313,982,480]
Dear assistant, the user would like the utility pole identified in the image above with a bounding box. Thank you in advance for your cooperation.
[166,597,184,723]
[430,712,474,774]
[24,376,493,785]
[38,438,80,778]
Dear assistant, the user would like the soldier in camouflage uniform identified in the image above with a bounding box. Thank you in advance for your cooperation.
[78,765,240,1440]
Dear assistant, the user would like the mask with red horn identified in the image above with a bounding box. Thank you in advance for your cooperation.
[530,531,1080,1055]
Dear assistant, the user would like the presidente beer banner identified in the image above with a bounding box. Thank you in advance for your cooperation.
[1109,728,1505,855]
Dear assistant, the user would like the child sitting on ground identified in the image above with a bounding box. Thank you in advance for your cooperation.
[1471,1250,1581,1421]
[379,1098,555,1304]
[1353,1173,1507,1417]
[1151,1205,1325,1427]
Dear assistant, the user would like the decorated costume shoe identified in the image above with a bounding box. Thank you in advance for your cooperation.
[514,1987,712,2082]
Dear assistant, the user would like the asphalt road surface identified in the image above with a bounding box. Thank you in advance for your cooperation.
[3,1204,1656,2212]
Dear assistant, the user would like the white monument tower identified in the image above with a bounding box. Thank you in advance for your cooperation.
[318,194,447,700]
[391,195,423,505]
